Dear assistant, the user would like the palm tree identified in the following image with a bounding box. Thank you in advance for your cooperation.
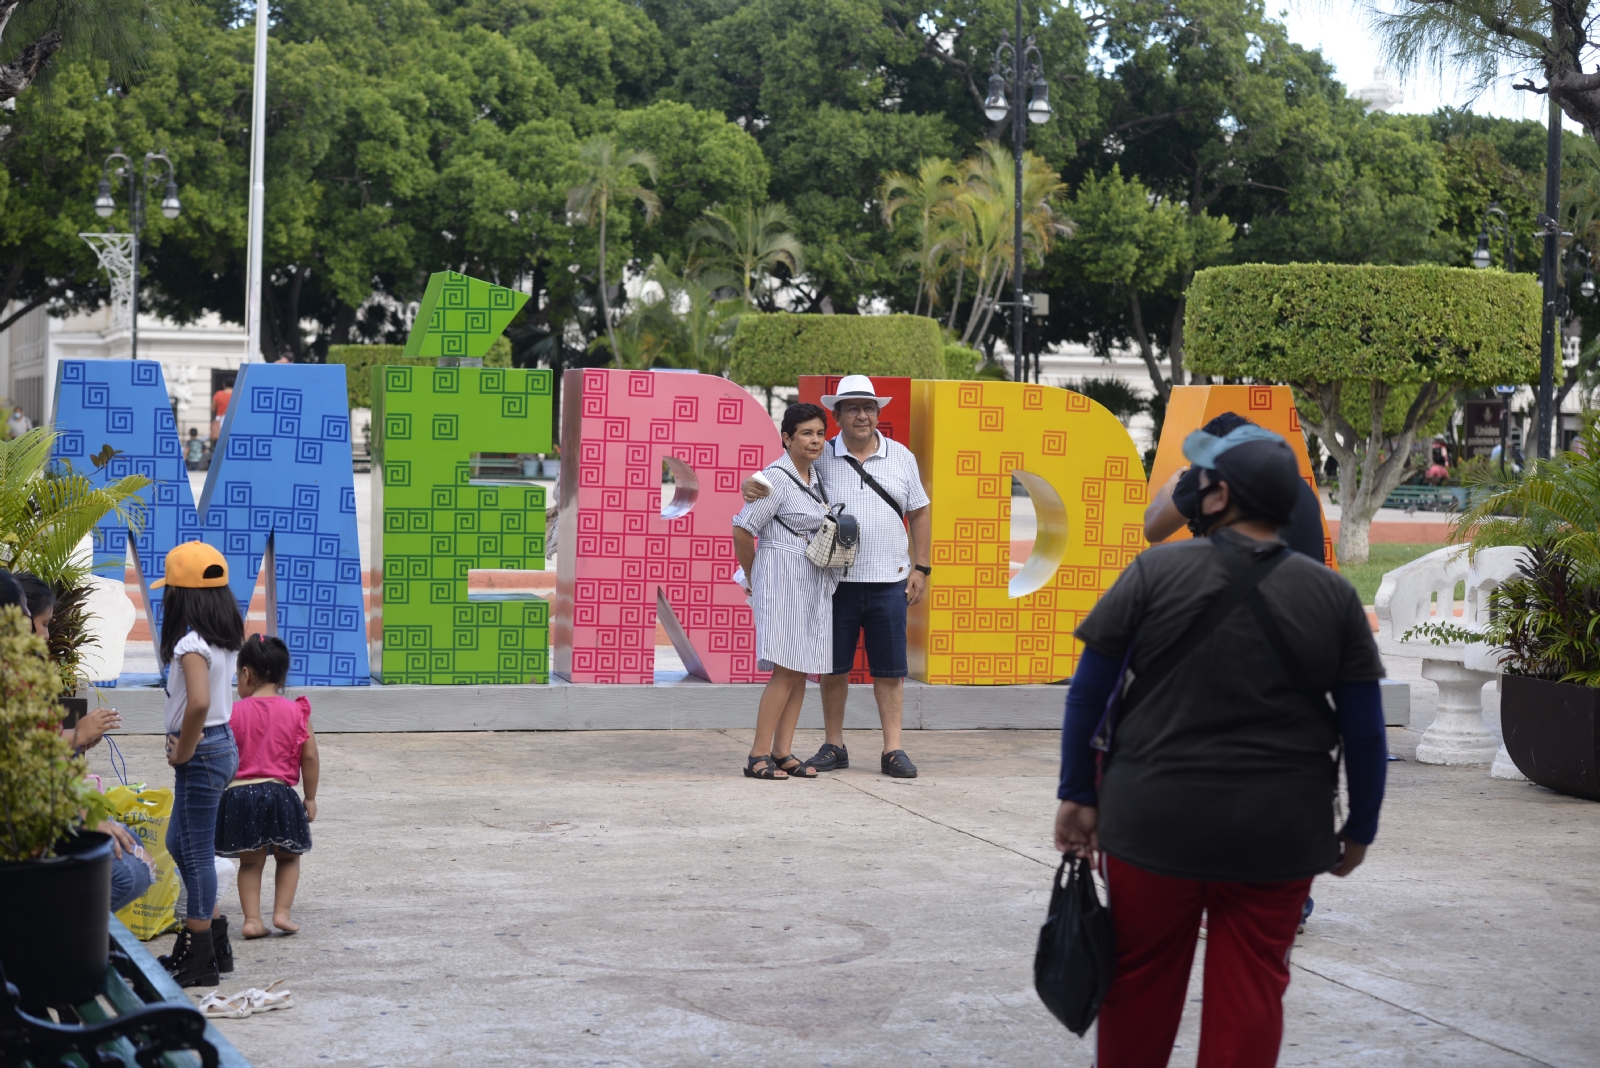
[688,202,805,306]
[947,143,1070,348]
[614,257,750,375]
[566,137,662,361]
[880,158,963,316]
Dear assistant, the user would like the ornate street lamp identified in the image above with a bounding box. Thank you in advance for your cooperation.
[982,4,1050,382]
[89,147,181,359]
[1472,202,1514,272]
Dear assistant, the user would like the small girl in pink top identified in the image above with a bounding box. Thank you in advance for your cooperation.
[215,635,320,938]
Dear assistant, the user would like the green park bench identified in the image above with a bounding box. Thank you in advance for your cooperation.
[0,916,250,1067]
[1382,484,1470,512]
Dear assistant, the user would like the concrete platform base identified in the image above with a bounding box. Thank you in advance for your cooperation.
[84,728,1600,1068]
[89,678,1068,734]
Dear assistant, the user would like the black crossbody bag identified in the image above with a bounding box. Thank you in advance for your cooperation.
[840,454,905,520]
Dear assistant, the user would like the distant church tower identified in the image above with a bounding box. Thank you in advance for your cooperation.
[1356,65,1404,112]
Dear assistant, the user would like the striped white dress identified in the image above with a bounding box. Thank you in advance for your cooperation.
[732,454,841,673]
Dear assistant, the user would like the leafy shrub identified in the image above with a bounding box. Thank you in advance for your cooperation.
[1186,264,1540,384]
[0,607,95,860]
[943,343,982,380]
[728,314,946,387]
[328,337,512,410]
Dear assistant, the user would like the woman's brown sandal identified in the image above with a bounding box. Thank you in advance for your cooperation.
[744,755,787,780]
[772,754,817,779]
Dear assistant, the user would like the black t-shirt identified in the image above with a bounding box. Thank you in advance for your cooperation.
[1171,466,1328,563]
[1075,528,1384,881]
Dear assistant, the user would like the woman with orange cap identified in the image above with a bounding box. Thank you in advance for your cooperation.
[150,541,245,987]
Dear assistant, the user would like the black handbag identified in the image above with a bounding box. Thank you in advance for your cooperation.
[1033,853,1116,1036]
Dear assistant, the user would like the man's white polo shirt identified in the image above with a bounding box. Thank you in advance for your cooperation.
[813,432,930,584]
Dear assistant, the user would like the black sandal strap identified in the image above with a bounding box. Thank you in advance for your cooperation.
[745,755,784,780]
[773,754,816,777]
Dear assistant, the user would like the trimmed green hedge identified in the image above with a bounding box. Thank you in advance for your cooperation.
[943,343,982,380]
[1186,264,1540,384]
[327,337,511,409]
[728,314,947,387]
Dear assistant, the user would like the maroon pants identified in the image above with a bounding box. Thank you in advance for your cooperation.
[1096,855,1312,1068]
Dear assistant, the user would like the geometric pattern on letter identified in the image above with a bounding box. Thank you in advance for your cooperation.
[553,368,779,684]
[402,271,531,360]
[372,365,553,684]
[199,363,369,686]
[1148,384,1336,569]
[909,380,1147,684]
[51,360,207,646]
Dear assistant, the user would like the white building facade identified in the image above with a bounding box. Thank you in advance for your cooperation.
[0,303,248,440]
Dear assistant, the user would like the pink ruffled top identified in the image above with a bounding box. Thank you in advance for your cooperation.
[230,695,311,786]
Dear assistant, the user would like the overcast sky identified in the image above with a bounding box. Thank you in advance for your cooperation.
[1278,0,1583,130]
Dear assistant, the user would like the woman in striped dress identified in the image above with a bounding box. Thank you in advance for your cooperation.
[732,403,839,780]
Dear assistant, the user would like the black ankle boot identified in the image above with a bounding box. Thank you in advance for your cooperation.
[166,926,220,988]
[213,915,234,973]
[157,926,190,970]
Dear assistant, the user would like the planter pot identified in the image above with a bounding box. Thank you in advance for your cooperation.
[1501,674,1600,802]
[0,831,112,1010]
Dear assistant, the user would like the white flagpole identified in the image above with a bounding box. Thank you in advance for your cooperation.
[243,0,268,363]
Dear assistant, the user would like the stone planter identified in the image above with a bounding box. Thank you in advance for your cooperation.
[0,831,112,1010]
[1501,674,1600,802]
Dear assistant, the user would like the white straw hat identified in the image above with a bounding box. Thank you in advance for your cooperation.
[820,374,893,411]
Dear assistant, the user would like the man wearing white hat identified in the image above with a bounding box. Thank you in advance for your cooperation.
[742,374,931,777]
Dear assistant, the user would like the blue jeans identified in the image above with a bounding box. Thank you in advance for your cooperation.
[166,725,237,920]
[109,821,153,911]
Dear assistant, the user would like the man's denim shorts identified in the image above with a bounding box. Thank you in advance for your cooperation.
[830,580,908,678]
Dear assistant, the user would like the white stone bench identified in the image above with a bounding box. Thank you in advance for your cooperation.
[1374,545,1527,769]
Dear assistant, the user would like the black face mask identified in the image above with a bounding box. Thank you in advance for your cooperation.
[1190,479,1227,536]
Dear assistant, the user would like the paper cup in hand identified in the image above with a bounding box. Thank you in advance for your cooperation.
[751,470,772,489]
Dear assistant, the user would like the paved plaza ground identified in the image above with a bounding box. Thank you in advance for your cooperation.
[81,663,1600,1068]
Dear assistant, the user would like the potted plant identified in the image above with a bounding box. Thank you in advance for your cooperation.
[0,428,148,1009]
[1448,420,1600,800]
[0,606,115,1010]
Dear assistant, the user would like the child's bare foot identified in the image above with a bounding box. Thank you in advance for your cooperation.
[272,911,300,935]
[241,918,271,939]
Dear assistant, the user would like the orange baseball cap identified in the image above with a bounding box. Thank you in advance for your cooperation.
[149,541,229,589]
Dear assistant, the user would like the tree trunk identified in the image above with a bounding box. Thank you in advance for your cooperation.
[1128,289,1169,403]
[0,27,60,103]
[946,259,965,331]
[330,301,357,347]
[285,265,311,361]
[970,266,1007,350]
[597,193,619,362]
[960,263,991,345]
[1168,281,1190,389]
[1296,378,1455,567]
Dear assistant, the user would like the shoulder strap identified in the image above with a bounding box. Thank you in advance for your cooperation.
[840,453,904,519]
[777,467,825,504]
[1121,539,1291,711]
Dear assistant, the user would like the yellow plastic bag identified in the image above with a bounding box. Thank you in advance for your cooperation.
[105,784,180,940]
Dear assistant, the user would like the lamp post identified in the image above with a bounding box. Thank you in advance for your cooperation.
[1473,203,1517,470]
[981,1,1050,381]
[93,147,181,361]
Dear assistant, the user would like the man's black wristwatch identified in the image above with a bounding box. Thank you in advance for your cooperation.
[913,565,932,576]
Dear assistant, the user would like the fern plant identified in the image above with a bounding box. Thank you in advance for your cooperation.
[0,428,150,694]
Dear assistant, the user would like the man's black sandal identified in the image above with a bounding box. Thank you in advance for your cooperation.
[881,750,918,778]
[804,743,849,771]
[744,755,787,780]
[773,754,817,779]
